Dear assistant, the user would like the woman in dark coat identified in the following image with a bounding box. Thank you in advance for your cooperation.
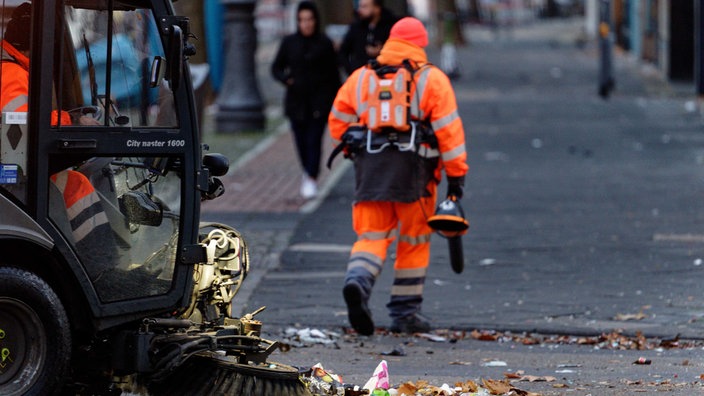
[271,1,341,199]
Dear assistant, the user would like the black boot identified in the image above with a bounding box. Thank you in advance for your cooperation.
[343,281,374,336]
[389,312,431,334]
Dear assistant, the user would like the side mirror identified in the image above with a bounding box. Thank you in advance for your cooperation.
[167,25,183,91]
[119,191,163,227]
[149,56,166,88]
[203,153,229,177]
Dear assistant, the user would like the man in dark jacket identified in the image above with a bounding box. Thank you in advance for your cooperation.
[338,0,398,75]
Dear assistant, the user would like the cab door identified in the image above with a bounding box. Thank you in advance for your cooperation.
[31,0,201,321]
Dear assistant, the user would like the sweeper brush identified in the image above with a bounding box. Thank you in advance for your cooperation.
[148,353,311,396]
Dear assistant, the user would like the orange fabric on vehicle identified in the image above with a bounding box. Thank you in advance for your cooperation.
[0,39,71,125]
[50,170,97,209]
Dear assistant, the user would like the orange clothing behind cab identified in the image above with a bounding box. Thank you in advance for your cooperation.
[329,38,469,179]
[0,39,71,125]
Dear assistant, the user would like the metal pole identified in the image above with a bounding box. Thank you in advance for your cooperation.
[696,0,704,97]
[598,0,614,99]
[216,0,265,133]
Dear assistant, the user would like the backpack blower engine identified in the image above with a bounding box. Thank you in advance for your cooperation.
[427,196,469,273]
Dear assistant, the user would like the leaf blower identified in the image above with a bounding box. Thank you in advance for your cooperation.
[427,196,469,274]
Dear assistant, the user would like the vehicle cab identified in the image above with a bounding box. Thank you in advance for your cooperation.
[0,0,227,392]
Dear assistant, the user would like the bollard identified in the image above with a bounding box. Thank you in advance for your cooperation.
[598,0,614,99]
[215,0,265,133]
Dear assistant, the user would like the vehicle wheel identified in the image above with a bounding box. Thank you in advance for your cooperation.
[0,267,71,396]
[148,353,311,396]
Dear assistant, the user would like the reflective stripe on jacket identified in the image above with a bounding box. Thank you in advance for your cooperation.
[329,38,468,179]
[51,170,116,281]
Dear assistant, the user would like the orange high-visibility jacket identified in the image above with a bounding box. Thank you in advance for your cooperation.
[329,38,469,181]
[0,39,71,125]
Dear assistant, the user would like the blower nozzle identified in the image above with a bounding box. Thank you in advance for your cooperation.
[427,197,469,237]
[428,196,469,274]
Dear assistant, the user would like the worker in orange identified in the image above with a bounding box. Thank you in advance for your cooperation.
[0,3,74,125]
[2,3,114,281]
[328,17,468,334]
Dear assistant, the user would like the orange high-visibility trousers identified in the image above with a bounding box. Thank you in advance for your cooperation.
[346,184,437,319]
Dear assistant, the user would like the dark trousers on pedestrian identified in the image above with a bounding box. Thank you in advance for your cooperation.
[290,117,326,180]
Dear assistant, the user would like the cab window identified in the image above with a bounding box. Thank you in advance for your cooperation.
[0,2,32,204]
[48,156,182,302]
[55,3,177,128]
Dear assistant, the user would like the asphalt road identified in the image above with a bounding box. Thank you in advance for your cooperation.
[204,20,704,394]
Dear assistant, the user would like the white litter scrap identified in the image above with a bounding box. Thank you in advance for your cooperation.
[283,327,340,347]
[479,258,496,266]
[481,360,507,367]
[417,333,447,342]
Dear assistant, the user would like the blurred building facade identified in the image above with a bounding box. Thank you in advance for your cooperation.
[590,0,697,83]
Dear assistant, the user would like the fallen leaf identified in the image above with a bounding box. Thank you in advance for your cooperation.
[454,380,478,392]
[552,383,569,388]
[396,382,416,395]
[415,380,429,388]
[660,335,680,348]
[471,329,499,341]
[482,379,512,395]
[614,312,648,321]
[507,388,541,396]
[504,372,521,379]
[519,375,556,382]
[448,361,472,366]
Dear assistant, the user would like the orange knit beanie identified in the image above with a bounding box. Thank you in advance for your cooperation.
[389,17,428,48]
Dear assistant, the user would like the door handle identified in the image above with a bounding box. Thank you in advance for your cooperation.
[57,139,97,149]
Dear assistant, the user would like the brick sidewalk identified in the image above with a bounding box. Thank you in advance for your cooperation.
[201,130,343,214]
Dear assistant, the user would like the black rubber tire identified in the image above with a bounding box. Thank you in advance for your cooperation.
[148,354,311,396]
[0,267,71,396]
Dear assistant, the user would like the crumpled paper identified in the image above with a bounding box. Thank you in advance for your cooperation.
[283,327,340,347]
[305,362,346,396]
[363,360,390,391]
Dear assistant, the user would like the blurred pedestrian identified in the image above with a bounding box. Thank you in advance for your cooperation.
[338,0,398,75]
[272,1,341,199]
[329,17,468,335]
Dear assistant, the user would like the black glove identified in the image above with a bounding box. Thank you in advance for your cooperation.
[446,176,465,199]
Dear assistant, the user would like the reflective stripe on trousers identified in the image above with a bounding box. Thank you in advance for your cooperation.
[345,183,437,317]
[387,267,427,319]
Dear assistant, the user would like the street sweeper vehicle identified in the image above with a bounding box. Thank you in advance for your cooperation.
[0,1,308,394]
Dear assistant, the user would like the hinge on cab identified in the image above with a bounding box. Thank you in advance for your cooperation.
[181,244,206,265]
